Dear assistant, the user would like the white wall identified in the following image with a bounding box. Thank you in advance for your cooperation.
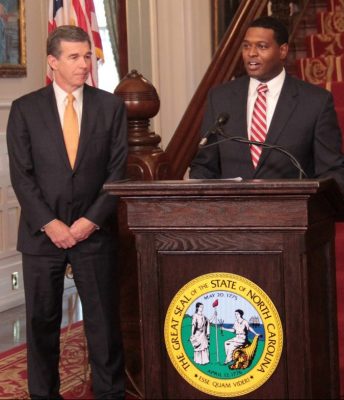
[126,0,212,149]
[0,0,47,311]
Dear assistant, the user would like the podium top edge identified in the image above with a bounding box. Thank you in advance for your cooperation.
[104,178,338,196]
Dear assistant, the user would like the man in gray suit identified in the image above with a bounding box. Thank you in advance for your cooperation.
[190,16,344,192]
[7,26,127,399]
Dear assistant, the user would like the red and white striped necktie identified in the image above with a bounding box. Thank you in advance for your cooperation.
[250,83,268,168]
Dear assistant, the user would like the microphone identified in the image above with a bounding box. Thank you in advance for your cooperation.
[199,112,230,146]
[200,116,307,179]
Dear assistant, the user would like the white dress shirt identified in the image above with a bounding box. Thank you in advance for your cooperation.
[41,82,84,232]
[247,69,286,138]
[53,81,83,134]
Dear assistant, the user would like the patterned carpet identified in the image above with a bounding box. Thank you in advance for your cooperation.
[0,321,92,399]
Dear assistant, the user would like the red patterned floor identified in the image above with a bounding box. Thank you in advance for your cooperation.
[0,321,91,400]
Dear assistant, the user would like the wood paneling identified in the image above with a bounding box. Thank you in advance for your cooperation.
[106,179,341,399]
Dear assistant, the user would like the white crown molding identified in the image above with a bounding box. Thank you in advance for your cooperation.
[0,101,12,109]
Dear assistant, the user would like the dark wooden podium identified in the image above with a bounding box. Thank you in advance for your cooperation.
[104,179,341,399]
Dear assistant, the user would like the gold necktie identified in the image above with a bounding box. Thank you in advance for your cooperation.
[63,93,79,168]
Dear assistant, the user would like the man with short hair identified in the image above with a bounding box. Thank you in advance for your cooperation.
[190,16,344,192]
[7,25,127,399]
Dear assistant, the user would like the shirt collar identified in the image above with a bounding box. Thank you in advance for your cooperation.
[248,68,286,97]
[52,81,84,105]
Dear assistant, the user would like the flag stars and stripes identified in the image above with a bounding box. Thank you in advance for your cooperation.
[47,0,103,87]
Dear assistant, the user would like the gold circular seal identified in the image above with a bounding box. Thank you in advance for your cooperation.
[164,273,283,397]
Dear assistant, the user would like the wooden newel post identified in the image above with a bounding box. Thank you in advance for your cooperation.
[115,69,171,180]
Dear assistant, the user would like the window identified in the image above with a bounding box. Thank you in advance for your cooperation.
[94,0,119,92]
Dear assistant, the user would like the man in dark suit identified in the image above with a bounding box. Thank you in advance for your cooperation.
[6,26,127,399]
[190,16,344,191]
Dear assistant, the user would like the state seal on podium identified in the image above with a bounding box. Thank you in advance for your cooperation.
[164,272,283,397]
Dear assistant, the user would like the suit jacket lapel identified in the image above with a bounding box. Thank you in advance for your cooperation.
[232,78,249,137]
[230,77,255,171]
[38,85,71,169]
[73,84,97,171]
[255,74,298,172]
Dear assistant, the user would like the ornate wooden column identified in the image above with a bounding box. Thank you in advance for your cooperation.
[115,69,170,180]
[270,0,291,24]
[269,0,303,31]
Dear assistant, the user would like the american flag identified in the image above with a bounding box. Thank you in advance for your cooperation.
[47,0,104,87]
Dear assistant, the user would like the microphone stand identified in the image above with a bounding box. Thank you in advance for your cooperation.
[200,129,307,180]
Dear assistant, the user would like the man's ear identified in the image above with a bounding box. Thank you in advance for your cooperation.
[280,43,289,61]
[47,54,58,71]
